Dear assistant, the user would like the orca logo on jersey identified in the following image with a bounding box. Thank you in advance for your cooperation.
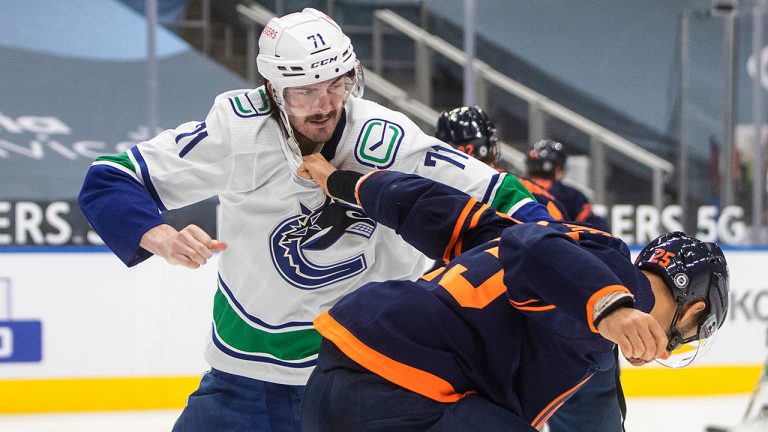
[269,197,376,289]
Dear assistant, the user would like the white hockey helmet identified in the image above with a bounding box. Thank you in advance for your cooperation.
[257,8,363,114]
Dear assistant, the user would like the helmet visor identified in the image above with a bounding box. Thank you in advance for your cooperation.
[282,74,356,117]
[656,313,719,368]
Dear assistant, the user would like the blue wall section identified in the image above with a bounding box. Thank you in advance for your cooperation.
[0,0,188,60]
[0,0,250,203]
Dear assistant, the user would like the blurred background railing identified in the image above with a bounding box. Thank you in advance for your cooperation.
[176,0,768,246]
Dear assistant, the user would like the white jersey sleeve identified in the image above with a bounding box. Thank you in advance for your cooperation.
[132,89,282,210]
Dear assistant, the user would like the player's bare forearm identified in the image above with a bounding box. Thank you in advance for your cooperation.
[597,307,669,366]
[140,224,227,269]
[298,153,338,196]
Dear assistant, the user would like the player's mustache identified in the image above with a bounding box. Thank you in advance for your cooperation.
[305,110,337,122]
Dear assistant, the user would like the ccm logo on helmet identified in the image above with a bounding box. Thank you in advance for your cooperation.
[311,56,337,68]
[263,26,279,39]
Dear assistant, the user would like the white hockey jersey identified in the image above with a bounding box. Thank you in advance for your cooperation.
[80,87,545,384]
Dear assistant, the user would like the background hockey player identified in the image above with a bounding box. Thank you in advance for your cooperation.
[77,8,550,432]
[435,105,569,221]
[297,156,730,432]
[524,138,609,231]
[436,105,622,431]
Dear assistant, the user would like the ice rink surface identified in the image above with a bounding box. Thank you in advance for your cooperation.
[0,393,757,432]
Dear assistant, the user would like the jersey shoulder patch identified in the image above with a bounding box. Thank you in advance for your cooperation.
[224,87,272,118]
[353,117,405,169]
[347,98,412,169]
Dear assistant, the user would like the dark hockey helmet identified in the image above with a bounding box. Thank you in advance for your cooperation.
[435,105,500,165]
[635,231,729,367]
[525,139,566,178]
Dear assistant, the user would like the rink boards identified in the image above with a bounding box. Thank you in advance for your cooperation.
[0,248,765,412]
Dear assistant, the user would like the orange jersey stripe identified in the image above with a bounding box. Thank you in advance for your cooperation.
[546,201,565,220]
[513,305,557,312]
[314,311,472,403]
[562,223,610,236]
[575,203,592,222]
[585,285,633,333]
[530,178,553,191]
[495,210,519,223]
[531,374,593,430]
[469,203,491,228]
[453,239,462,261]
[508,299,544,306]
[509,299,556,312]
[443,198,477,263]
[565,231,580,241]
[519,178,557,200]
[454,202,491,259]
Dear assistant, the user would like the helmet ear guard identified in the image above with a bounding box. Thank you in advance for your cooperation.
[635,232,730,367]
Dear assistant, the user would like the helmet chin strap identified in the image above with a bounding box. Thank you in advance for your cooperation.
[665,304,685,352]
[268,84,305,167]
[278,107,305,160]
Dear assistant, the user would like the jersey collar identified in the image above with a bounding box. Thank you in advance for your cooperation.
[320,108,346,162]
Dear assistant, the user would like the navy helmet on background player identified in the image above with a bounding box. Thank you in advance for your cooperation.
[436,106,572,220]
[525,139,567,178]
[635,231,729,368]
[435,105,500,166]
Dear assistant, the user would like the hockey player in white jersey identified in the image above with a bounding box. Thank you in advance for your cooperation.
[78,8,551,432]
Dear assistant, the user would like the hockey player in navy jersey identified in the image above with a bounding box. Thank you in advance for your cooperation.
[297,155,730,431]
[437,106,622,431]
[525,138,609,231]
[77,8,551,432]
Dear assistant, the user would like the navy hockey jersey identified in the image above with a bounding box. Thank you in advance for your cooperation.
[527,177,609,231]
[315,171,655,430]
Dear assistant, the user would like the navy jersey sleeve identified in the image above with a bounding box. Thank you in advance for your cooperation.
[356,171,517,262]
[583,212,609,232]
[500,223,634,336]
[78,164,166,267]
